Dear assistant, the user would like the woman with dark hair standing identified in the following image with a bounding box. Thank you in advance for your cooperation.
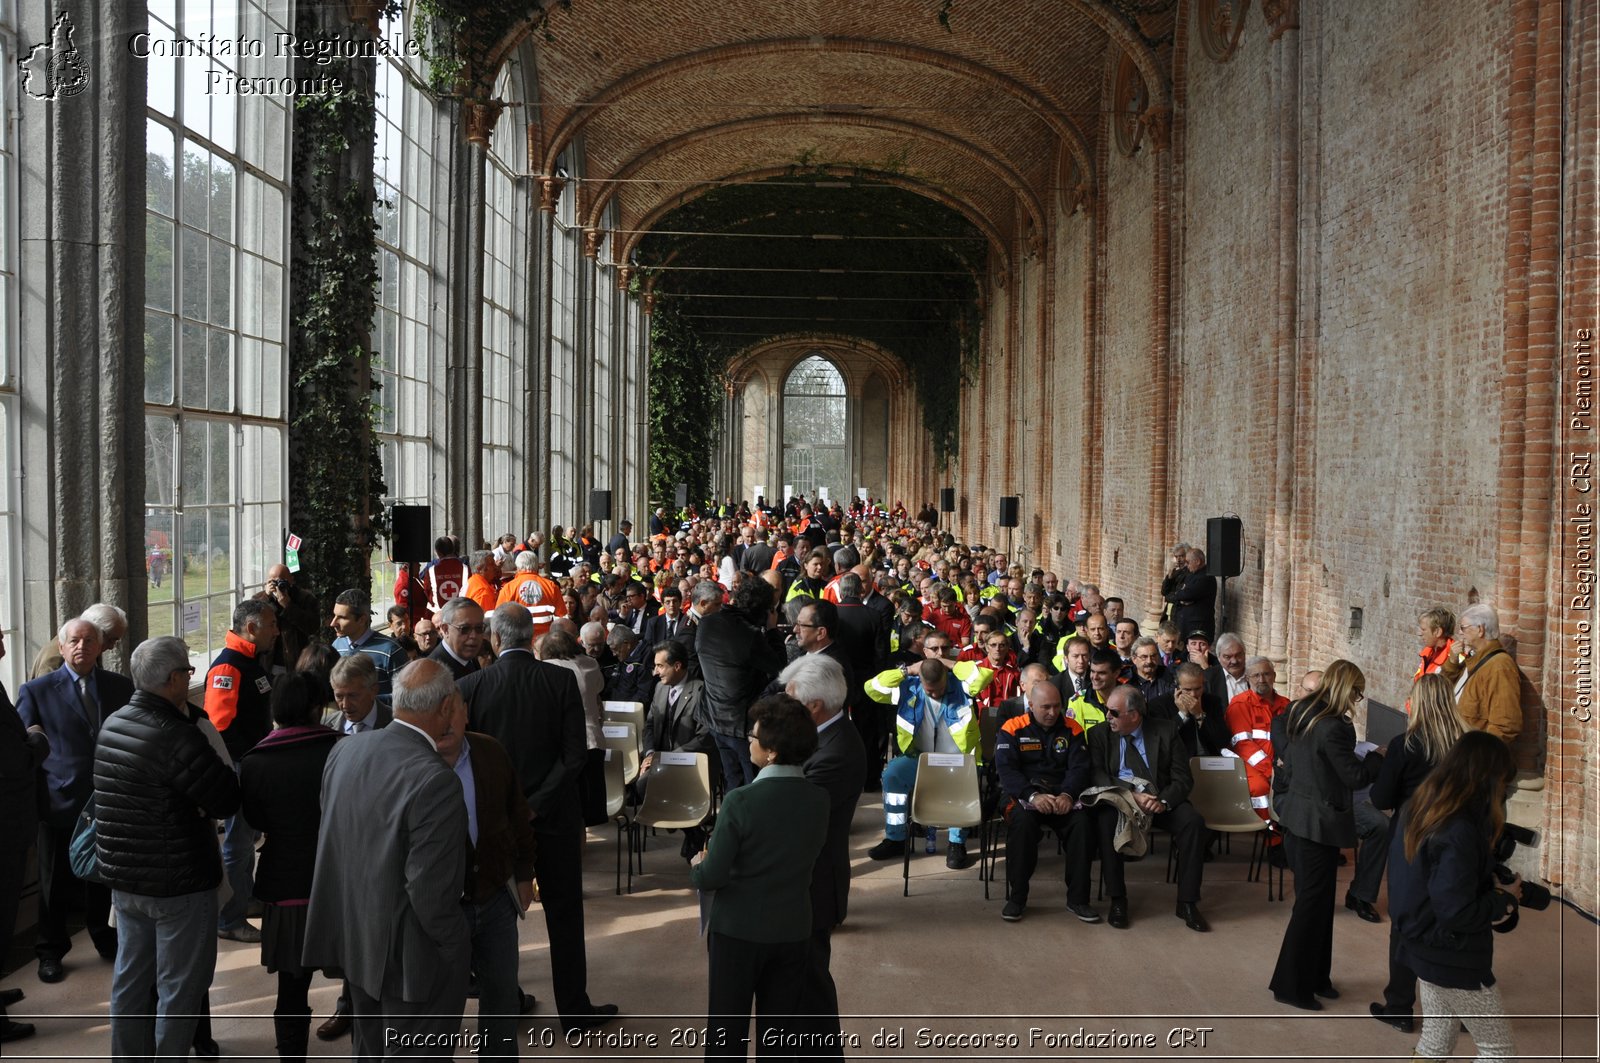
[1366,673,1468,1031]
[1267,659,1385,1010]
[239,674,339,1061]
[1389,730,1521,1061]
[689,695,828,1059]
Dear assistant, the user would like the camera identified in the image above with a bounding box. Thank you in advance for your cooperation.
[269,579,289,592]
[1490,822,1551,932]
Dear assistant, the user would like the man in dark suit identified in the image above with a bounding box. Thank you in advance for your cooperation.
[641,640,712,770]
[782,654,863,1057]
[642,587,691,646]
[1086,685,1210,933]
[1144,662,1230,758]
[460,604,617,1034]
[1,627,48,1042]
[16,618,132,980]
[302,659,470,1059]
[1164,548,1217,641]
[739,529,777,574]
[436,700,537,1062]
[430,597,485,679]
[604,520,633,557]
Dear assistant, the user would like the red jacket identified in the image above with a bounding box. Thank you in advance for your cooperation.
[1225,689,1290,818]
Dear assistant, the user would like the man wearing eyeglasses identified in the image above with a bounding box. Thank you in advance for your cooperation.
[430,598,486,680]
[1225,657,1290,825]
[1086,685,1210,932]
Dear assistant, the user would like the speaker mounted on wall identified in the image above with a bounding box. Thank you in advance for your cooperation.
[939,487,956,513]
[998,496,1021,528]
[390,505,431,564]
[1206,516,1244,579]
[589,490,613,522]
[674,483,689,509]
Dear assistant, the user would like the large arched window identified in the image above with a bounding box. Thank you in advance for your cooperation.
[782,354,848,498]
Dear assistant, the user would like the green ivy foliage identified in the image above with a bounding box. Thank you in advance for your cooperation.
[412,0,571,93]
[647,301,726,505]
[287,42,387,618]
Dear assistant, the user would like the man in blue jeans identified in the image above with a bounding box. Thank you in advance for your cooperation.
[93,636,241,1061]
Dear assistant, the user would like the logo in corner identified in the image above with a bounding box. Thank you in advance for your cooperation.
[21,11,89,102]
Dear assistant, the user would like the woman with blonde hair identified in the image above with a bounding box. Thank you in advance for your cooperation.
[1367,672,1469,1030]
[1268,659,1386,1010]
[1388,731,1521,1061]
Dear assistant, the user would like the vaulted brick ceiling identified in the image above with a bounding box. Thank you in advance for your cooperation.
[488,0,1175,357]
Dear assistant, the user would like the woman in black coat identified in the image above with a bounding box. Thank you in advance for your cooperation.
[1362,674,1467,1030]
[1266,660,1385,1010]
[1388,731,1521,1061]
[238,674,339,1062]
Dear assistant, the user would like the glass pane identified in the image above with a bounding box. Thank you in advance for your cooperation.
[145,41,176,117]
[145,311,174,405]
[180,320,206,407]
[180,141,209,230]
[259,183,282,260]
[238,253,260,337]
[145,216,173,310]
[209,419,233,502]
[238,336,261,416]
[144,506,176,632]
[209,155,234,239]
[182,416,207,504]
[785,354,846,396]
[208,327,231,410]
[146,120,175,215]
[260,261,282,342]
[180,54,211,142]
[180,227,206,319]
[208,237,231,326]
[261,341,282,419]
[209,509,232,601]
[145,414,175,505]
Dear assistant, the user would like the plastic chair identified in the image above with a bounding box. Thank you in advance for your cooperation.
[904,752,986,897]
[602,749,632,895]
[1184,755,1279,900]
[601,722,640,785]
[602,701,646,751]
[626,752,712,893]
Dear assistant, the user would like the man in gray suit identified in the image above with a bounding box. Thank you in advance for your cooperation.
[304,658,469,1059]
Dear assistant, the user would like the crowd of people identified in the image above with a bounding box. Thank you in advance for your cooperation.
[0,492,1535,1061]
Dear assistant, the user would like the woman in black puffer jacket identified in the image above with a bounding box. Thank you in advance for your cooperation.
[1388,730,1521,1062]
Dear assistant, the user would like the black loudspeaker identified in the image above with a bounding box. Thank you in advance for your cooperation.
[1207,516,1243,578]
[998,496,1020,528]
[939,487,956,513]
[390,505,431,563]
[674,483,688,508]
[589,490,612,522]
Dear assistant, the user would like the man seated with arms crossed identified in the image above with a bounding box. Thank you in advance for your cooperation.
[1066,647,1122,730]
[1086,685,1211,932]
[995,681,1095,924]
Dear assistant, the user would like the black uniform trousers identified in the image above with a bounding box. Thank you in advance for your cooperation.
[36,814,114,960]
[706,932,809,1059]
[536,821,597,1024]
[1006,806,1094,904]
[1091,800,1206,903]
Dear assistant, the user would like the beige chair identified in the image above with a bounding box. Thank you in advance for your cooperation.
[904,752,986,897]
[1186,756,1279,900]
[603,749,633,895]
[600,722,640,784]
[626,751,712,893]
[603,701,646,752]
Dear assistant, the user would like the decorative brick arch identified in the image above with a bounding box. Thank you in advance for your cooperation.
[533,37,1099,194]
[615,164,1007,280]
[581,112,1045,239]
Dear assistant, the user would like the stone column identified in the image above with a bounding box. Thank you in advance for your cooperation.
[17,2,148,662]
[457,101,499,546]
[530,176,562,534]
[1144,103,1175,631]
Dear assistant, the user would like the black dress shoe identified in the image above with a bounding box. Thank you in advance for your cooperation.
[518,988,538,1014]
[1272,992,1322,1011]
[945,842,972,870]
[563,1003,619,1033]
[1,1021,36,1044]
[193,1033,220,1059]
[1345,892,1382,923]
[1175,902,1210,932]
[0,987,23,1007]
[867,838,906,860]
[1314,983,1340,1000]
[316,1011,352,1041]
[1368,1002,1414,1032]
[37,958,64,984]
[1108,899,1130,929]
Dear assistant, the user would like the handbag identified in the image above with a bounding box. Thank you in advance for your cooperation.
[68,795,105,883]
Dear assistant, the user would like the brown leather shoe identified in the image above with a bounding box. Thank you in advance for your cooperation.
[316,1011,352,1041]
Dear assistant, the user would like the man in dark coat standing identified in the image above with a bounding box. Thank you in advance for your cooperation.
[696,578,786,790]
[459,604,618,1034]
[783,653,864,1057]
[1164,547,1217,641]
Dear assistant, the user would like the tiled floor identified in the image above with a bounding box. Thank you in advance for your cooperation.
[5,797,1597,1061]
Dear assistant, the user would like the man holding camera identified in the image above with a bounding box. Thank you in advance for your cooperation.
[263,564,318,671]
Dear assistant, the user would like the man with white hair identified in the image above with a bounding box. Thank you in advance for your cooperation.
[1213,633,1250,703]
[496,550,566,637]
[1454,604,1524,745]
[782,653,863,1055]
[304,659,470,1057]
[31,602,129,678]
[17,618,133,979]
